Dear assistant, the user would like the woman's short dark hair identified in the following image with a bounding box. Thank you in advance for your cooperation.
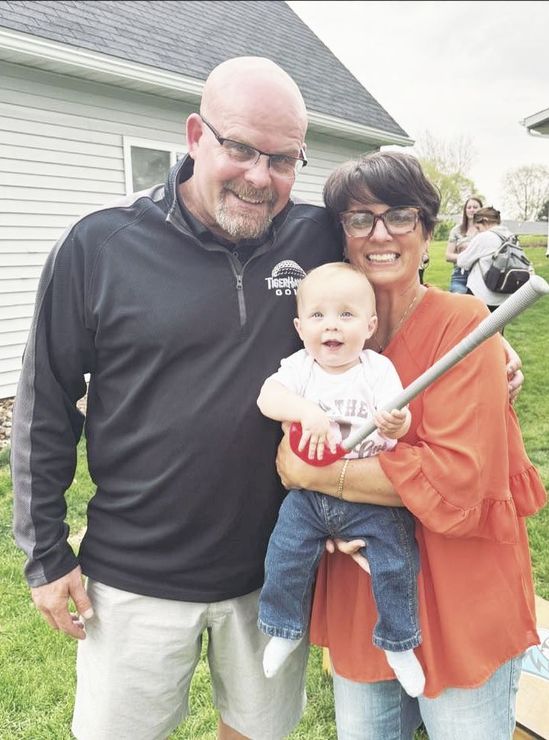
[323,151,440,236]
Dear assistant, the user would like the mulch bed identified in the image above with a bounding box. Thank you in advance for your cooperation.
[0,397,13,451]
[0,395,87,451]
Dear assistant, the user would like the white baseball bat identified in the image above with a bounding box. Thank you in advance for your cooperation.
[342,275,549,451]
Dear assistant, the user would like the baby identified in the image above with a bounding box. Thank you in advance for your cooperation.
[257,262,425,697]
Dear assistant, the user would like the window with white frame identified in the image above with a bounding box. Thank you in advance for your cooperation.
[123,137,187,193]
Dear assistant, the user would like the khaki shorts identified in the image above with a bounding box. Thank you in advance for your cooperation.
[72,580,308,740]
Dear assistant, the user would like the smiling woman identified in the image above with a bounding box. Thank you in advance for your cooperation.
[275,150,547,739]
[324,152,438,352]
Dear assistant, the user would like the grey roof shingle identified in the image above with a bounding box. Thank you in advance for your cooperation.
[0,0,408,137]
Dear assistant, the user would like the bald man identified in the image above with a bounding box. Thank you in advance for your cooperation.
[12,57,342,739]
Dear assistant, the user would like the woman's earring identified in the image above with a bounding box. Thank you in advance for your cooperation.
[419,251,429,285]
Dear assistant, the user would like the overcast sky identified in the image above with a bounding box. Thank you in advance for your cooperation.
[288,0,549,214]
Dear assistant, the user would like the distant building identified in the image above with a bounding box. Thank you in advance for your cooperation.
[521,108,549,139]
[520,107,549,255]
[502,221,548,236]
[0,0,412,398]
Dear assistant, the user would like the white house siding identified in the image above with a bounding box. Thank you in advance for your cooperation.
[0,60,374,399]
[294,133,371,207]
[0,60,190,398]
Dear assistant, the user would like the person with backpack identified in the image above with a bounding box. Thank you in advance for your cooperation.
[456,206,520,313]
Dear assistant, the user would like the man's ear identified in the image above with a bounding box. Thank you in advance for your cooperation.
[185,113,204,158]
[293,317,303,341]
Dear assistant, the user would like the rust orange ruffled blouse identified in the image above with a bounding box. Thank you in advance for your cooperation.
[310,287,546,698]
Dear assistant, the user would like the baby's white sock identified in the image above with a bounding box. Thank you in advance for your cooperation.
[263,636,303,678]
[385,649,425,697]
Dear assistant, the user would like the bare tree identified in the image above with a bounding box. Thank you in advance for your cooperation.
[415,131,475,177]
[502,164,549,220]
[411,131,480,216]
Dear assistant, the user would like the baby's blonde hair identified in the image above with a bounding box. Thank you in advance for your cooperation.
[296,262,376,313]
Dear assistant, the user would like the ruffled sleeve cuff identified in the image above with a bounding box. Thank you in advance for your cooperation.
[379,451,522,544]
[510,464,547,517]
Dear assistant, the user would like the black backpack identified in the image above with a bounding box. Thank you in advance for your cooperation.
[482,233,534,294]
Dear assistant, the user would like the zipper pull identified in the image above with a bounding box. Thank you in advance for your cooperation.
[236,274,243,290]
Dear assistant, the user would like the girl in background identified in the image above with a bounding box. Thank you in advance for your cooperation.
[445,196,482,293]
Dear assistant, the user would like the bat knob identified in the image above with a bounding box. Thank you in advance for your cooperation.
[289,422,347,467]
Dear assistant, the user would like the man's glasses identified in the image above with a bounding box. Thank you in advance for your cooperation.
[200,115,307,179]
[339,206,422,238]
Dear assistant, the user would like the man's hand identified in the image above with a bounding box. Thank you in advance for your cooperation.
[502,337,524,404]
[30,565,94,640]
[326,538,371,574]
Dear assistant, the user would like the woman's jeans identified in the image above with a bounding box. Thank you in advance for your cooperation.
[449,266,469,294]
[333,654,523,739]
[258,489,420,651]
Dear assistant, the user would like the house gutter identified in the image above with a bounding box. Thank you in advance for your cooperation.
[0,26,413,147]
[519,109,549,248]
[520,108,549,139]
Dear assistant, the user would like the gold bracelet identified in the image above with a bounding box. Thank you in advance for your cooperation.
[336,459,350,500]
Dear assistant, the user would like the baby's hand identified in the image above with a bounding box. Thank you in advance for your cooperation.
[298,407,335,461]
[374,408,408,439]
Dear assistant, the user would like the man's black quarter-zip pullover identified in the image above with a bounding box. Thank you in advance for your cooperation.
[12,156,342,601]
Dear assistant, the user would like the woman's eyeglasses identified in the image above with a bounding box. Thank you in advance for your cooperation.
[200,115,307,179]
[339,206,422,238]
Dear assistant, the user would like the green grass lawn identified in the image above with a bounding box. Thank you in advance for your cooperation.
[0,242,547,739]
